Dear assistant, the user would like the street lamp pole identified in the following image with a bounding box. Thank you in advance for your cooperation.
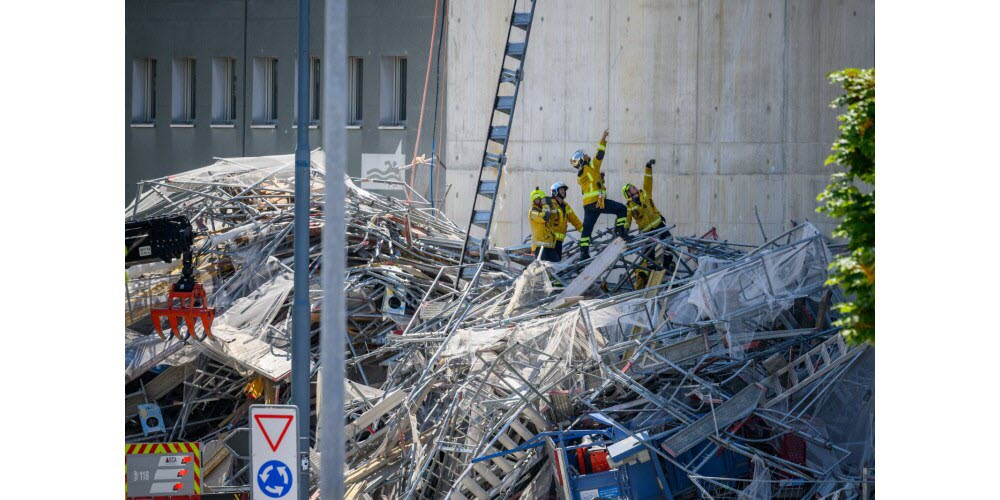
[292,0,312,497]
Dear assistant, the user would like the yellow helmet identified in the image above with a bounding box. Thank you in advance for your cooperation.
[530,187,546,202]
[622,183,636,199]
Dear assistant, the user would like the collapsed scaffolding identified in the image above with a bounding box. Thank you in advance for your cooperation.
[125,152,874,499]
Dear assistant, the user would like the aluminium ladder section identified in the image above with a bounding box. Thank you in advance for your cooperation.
[457,0,539,281]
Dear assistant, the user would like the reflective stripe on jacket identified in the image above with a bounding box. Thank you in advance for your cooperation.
[529,201,555,250]
[547,199,583,241]
[577,139,608,206]
[625,165,665,232]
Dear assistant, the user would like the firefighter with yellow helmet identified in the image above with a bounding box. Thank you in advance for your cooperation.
[529,187,560,262]
[570,128,629,260]
[546,181,583,262]
[622,159,674,287]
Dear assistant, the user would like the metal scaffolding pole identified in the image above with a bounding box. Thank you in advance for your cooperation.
[319,0,347,498]
[292,0,312,497]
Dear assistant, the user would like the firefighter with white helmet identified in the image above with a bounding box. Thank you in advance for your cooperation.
[546,181,583,262]
[571,128,629,260]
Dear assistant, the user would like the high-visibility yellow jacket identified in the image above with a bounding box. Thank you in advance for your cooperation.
[529,200,555,250]
[625,165,665,232]
[576,139,608,206]
[547,199,583,241]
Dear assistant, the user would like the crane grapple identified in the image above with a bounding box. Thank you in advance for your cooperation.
[126,215,216,340]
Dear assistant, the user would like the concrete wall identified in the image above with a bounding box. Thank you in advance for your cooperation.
[444,0,874,246]
[126,0,446,204]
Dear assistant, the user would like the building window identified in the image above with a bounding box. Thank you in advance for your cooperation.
[212,57,237,124]
[295,57,322,125]
[252,57,278,125]
[380,56,406,126]
[310,57,321,124]
[171,58,197,124]
[131,58,156,124]
[348,57,363,125]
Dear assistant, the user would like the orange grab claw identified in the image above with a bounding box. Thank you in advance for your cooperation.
[149,283,216,341]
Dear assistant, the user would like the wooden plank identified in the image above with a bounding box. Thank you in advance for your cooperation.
[125,363,193,415]
[632,334,709,372]
[473,461,503,488]
[345,481,367,500]
[814,288,833,330]
[484,448,516,474]
[662,384,766,457]
[548,238,627,309]
[345,389,407,436]
[520,403,551,431]
[460,475,491,500]
[643,268,666,294]
[508,419,534,442]
[344,427,438,486]
[720,328,815,346]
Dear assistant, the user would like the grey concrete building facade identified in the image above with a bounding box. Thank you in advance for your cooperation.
[126,0,447,205]
[444,0,875,246]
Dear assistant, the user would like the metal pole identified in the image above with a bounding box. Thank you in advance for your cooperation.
[319,0,347,498]
[292,0,312,496]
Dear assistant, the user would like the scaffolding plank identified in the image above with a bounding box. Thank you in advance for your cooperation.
[662,383,766,457]
[345,389,408,436]
[548,237,627,309]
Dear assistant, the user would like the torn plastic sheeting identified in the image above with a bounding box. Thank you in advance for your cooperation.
[503,260,554,318]
[440,327,512,359]
[665,227,831,357]
[124,330,198,381]
[210,270,294,341]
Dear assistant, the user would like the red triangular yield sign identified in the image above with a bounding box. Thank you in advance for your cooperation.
[254,414,294,452]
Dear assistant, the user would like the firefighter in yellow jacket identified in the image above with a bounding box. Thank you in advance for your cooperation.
[529,188,559,261]
[547,181,583,262]
[623,159,674,287]
[570,128,629,260]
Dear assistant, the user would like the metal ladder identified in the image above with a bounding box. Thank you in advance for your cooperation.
[457,0,539,279]
[762,334,863,408]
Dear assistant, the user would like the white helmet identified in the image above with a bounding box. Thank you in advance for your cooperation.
[550,181,568,197]
[569,149,585,168]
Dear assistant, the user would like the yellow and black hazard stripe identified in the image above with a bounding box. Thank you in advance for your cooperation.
[125,442,201,496]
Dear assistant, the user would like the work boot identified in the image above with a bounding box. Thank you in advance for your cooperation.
[580,247,591,261]
[617,226,632,242]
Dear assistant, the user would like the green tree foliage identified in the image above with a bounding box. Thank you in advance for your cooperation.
[817,68,874,345]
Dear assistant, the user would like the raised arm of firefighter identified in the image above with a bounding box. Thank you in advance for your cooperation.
[593,128,609,180]
[571,129,630,259]
[644,158,655,194]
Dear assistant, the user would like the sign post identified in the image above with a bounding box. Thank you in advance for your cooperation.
[125,442,201,499]
[250,405,300,500]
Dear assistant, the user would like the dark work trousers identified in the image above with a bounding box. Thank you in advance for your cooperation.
[641,221,674,273]
[538,241,562,263]
[580,199,628,258]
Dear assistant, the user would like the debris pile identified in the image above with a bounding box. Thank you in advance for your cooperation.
[126,153,874,498]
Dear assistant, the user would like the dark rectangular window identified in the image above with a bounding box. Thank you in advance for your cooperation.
[380,56,406,125]
[348,57,363,125]
[253,57,278,125]
[131,58,156,124]
[310,57,321,123]
[171,58,196,124]
[212,57,237,124]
